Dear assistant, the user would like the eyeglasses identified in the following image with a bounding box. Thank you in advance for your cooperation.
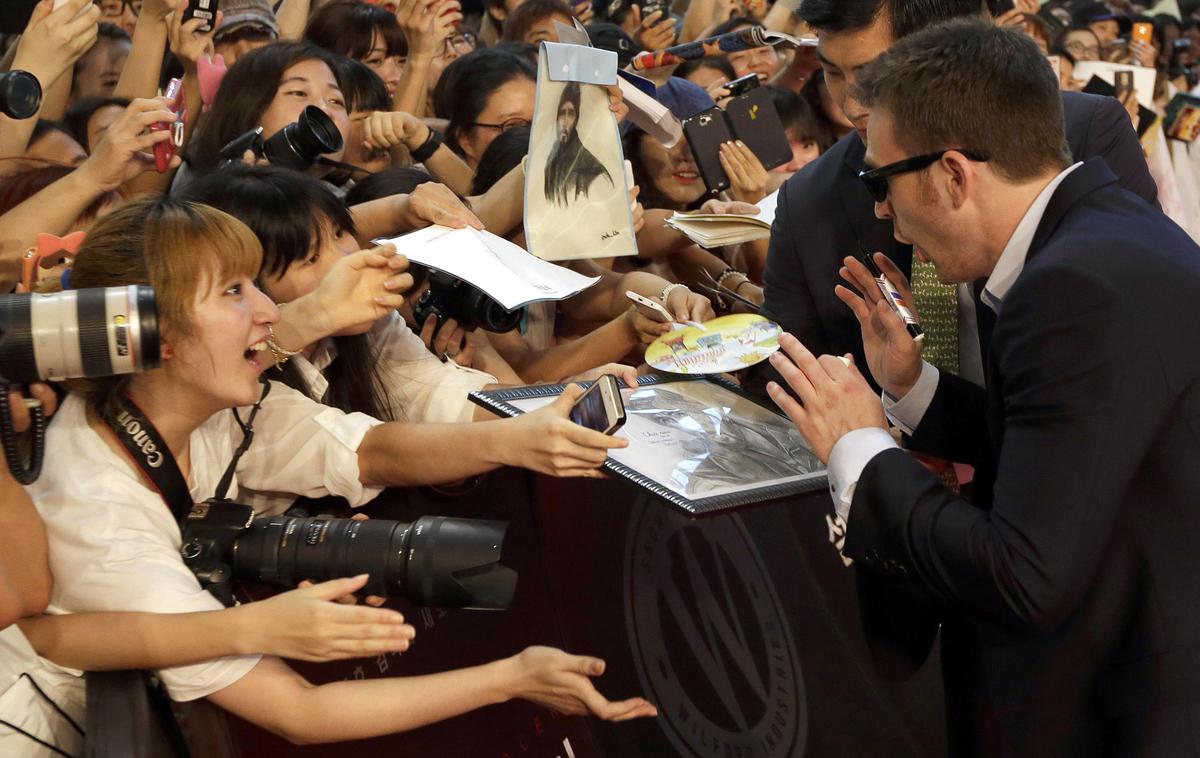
[447,32,477,55]
[97,0,142,17]
[1064,40,1101,60]
[858,148,990,203]
[469,117,531,132]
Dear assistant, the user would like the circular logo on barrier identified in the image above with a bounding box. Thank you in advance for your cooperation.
[624,498,806,757]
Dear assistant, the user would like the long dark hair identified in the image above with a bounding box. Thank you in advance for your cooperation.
[182,165,396,421]
[186,41,347,174]
[472,125,529,195]
[433,48,536,155]
[305,0,407,60]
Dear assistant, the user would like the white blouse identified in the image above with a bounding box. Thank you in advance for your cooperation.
[2,384,383,754]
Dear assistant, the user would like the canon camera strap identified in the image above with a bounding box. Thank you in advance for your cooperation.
[102,394,193,523]
[100,381,272,523]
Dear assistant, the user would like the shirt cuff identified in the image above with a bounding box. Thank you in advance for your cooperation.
[827,427,898,524]
[882,360,939,436]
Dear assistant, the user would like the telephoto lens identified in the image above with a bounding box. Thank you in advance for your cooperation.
[261,105,344,171]
[227,514,518,609]
[0,286,160,383]
[0,70,42,120]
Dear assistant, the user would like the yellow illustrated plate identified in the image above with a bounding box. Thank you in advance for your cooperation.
[646,314,782,375]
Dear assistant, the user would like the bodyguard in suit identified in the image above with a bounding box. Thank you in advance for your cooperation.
[757,0,1158,383]
[767,19,1200,758]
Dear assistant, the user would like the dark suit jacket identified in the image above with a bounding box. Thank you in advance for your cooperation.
[756,91,1159,383]
[845,158,1200,756]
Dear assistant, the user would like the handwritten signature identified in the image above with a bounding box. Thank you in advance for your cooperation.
[600,230,621,240]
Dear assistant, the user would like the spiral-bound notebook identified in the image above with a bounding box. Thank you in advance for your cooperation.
[469,375,828,515]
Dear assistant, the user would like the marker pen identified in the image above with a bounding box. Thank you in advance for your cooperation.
[855,249,925,342]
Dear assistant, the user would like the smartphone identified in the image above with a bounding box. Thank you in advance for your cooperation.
[152,78,186,173]
[181,0,219,33]
[724,72,760,98]
[683,107,733,193]
[569,375,626,435]
[723,85,793,171]
[1114,69,1135,102]
[626,290,673,323]
[1132,21,1153,47]
[636,0,669,21]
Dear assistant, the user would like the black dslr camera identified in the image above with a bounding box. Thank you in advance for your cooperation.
[180,500,518,609]
[413,270,524,333]
[0,286,160,482]
[218,104,343,171]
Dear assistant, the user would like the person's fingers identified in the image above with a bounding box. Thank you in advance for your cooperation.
[873,253,912,298]
[365,595,387,607]
[560,419,628,451]
[840,256,884,304]
[381,273,413,295]
[7,390,31,433]
[27,383,58,418]
[768,333,821,402]
[767,379,808,428]
[307,574,370,600]
[629,4,642,27]
[833,283,875,326]
[609,699,659,721]
[420,314,438,346]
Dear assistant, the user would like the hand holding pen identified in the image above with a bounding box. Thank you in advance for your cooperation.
[834,251,925,399]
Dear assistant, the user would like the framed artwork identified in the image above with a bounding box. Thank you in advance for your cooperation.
[470,375,828,515]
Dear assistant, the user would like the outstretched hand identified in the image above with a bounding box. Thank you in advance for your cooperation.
[505,646,658,721]
[310,244,412,336]
[246,575,415,662]
[834,252,924,398]
[765,333,887,463]
[503,384,628,478]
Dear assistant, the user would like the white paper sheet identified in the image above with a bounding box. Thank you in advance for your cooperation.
[377,226,599,310]
[1073,61,1157,109]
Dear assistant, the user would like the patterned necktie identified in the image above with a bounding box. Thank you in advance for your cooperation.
[909,258,959,374]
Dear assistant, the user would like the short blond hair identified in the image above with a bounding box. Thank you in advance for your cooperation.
[68,196,263,410]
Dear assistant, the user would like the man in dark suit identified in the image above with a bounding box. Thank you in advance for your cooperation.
[756,0,1158,385]
[767,19,1200,756]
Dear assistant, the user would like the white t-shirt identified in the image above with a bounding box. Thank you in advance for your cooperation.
[296,312,495,424]
[2,383,383,754]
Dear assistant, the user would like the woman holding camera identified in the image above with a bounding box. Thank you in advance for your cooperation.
[21,195,653,749]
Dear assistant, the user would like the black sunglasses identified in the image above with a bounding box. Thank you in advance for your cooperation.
[858,149,990,203]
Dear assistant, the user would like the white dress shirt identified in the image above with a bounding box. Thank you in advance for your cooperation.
[4,384,384,754]
[826,163,1083,524]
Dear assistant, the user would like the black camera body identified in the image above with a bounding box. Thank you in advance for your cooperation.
[218,105,343,171]
[413,270,524,333]
[180,499,518,609]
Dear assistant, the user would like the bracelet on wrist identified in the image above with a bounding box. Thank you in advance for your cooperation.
[265,324,301,368]
[409,127,444,163]
[659,282,689,305]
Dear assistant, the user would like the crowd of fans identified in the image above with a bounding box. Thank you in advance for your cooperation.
[0,0,1197,753]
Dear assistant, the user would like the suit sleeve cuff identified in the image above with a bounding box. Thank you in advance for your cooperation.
[827,427,898,524]
[882,361,939,435]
